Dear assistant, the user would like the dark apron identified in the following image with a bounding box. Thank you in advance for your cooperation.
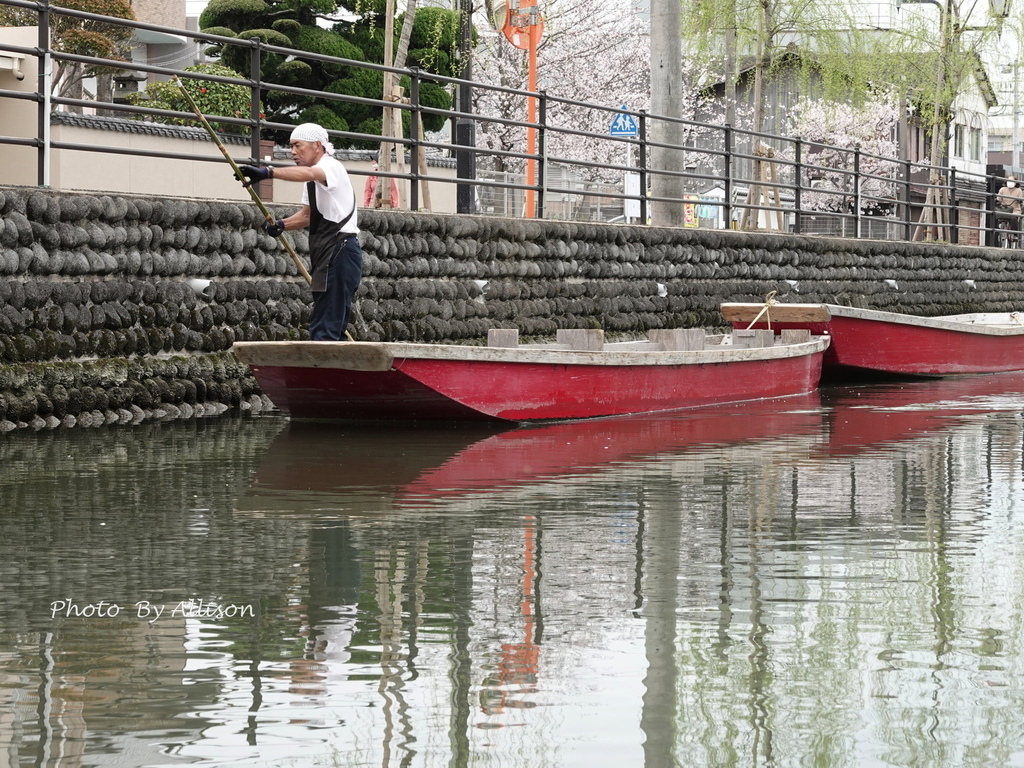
[307,180,354,292]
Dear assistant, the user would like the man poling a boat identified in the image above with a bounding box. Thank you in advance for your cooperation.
[238,123,363,342]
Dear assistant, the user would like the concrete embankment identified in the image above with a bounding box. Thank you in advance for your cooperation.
[1,185,1020,430]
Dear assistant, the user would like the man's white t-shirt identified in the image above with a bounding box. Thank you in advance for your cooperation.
[301,155,359,235]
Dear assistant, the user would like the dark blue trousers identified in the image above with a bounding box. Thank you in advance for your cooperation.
[309,236,363,341]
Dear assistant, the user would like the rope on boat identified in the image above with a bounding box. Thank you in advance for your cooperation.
[744,291,778,331]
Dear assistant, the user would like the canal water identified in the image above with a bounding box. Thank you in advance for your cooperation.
[4,372,1024,768]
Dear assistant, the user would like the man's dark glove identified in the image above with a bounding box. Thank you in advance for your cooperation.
[239,165,271,187]
[263,218,285,238]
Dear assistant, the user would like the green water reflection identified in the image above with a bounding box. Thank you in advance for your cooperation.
[3,373,1024,766]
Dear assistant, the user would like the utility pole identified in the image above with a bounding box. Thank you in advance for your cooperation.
[649,0,686,227]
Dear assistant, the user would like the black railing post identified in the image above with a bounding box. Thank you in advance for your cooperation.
[537,90,546,219]
[409,68,421,212]
[249,38,262,163]
[638,110,648,225]
[903,159,912,241]
[987,173,996,247]
[454,0,475,214]
[37,0,52,187]
[723,124,733,229]
[794,137,803,235]
[949,167,958,244]
[853,145,862,239]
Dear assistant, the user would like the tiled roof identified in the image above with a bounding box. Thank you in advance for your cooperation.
[273,147,456,169]
[50,110,458,166]
[50,110,251,144]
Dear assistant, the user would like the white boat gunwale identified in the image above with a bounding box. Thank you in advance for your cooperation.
[721,302,1024,337]
[233,336,830,373]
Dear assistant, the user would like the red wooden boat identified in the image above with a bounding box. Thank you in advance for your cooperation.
[722,302,1024,378]
[233,328,828,423]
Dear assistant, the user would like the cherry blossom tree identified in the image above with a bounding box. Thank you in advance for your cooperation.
[470,0,661,185]
[683,0,1004,237]
[786,92,901,213]
[684,0,861,143]
[888,0,1002,241]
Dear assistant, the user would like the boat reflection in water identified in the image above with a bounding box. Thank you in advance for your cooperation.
[238,422,504,513]
[243,370,1024,508]
[821,369,1024,457]
[240,391,826,511]
[234,392,830,763]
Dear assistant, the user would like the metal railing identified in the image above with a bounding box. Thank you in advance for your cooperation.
[0,0,1021,247]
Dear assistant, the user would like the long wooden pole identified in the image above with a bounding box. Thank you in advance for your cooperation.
[172,76,312,285]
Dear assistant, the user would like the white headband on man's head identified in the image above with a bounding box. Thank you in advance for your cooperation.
[289,123,335,155]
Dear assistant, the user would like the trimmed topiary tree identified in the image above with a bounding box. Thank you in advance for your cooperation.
[197,0,468,147]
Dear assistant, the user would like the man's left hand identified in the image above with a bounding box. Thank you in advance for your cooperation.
[239,165,271,187]
[263,218,285,237]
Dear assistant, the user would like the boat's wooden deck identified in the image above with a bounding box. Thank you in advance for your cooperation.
[234,329,829,372]
[722,303,1024,336]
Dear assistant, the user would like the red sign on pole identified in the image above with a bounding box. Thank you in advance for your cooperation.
[502,0,544,50]
[500,0,543,217]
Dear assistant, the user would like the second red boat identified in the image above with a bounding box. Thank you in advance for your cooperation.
[722,302,1024,378]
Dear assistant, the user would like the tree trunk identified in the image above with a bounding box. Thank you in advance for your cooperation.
[55,62,85,114]
[394,0,416,68]
[377,0,418,210]
[96,74,115,117]
[741,0,773,230]
[913,0,953,242]
[379,0,399,209]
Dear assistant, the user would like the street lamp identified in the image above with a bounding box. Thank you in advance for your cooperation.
[998,61,1020,170]
[1013,61,1019,170]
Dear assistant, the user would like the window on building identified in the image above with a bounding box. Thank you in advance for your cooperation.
[953,124,965,158]
[990,134,1009,153]
[908,124,927,164]
[969,128,982,161]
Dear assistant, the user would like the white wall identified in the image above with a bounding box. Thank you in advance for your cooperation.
[0,27,42,188]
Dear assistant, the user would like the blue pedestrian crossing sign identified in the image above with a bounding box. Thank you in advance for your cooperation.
[610,105,638,137]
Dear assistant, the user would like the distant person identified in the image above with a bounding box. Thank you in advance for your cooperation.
[239,123,362,341]
[997,175,1023,216]
[364,161,400,209]
[996,175,1023,247]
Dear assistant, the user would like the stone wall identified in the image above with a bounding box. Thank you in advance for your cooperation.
[2,185,1022,431]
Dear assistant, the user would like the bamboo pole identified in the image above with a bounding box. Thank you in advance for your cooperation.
[172,76,312,284]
